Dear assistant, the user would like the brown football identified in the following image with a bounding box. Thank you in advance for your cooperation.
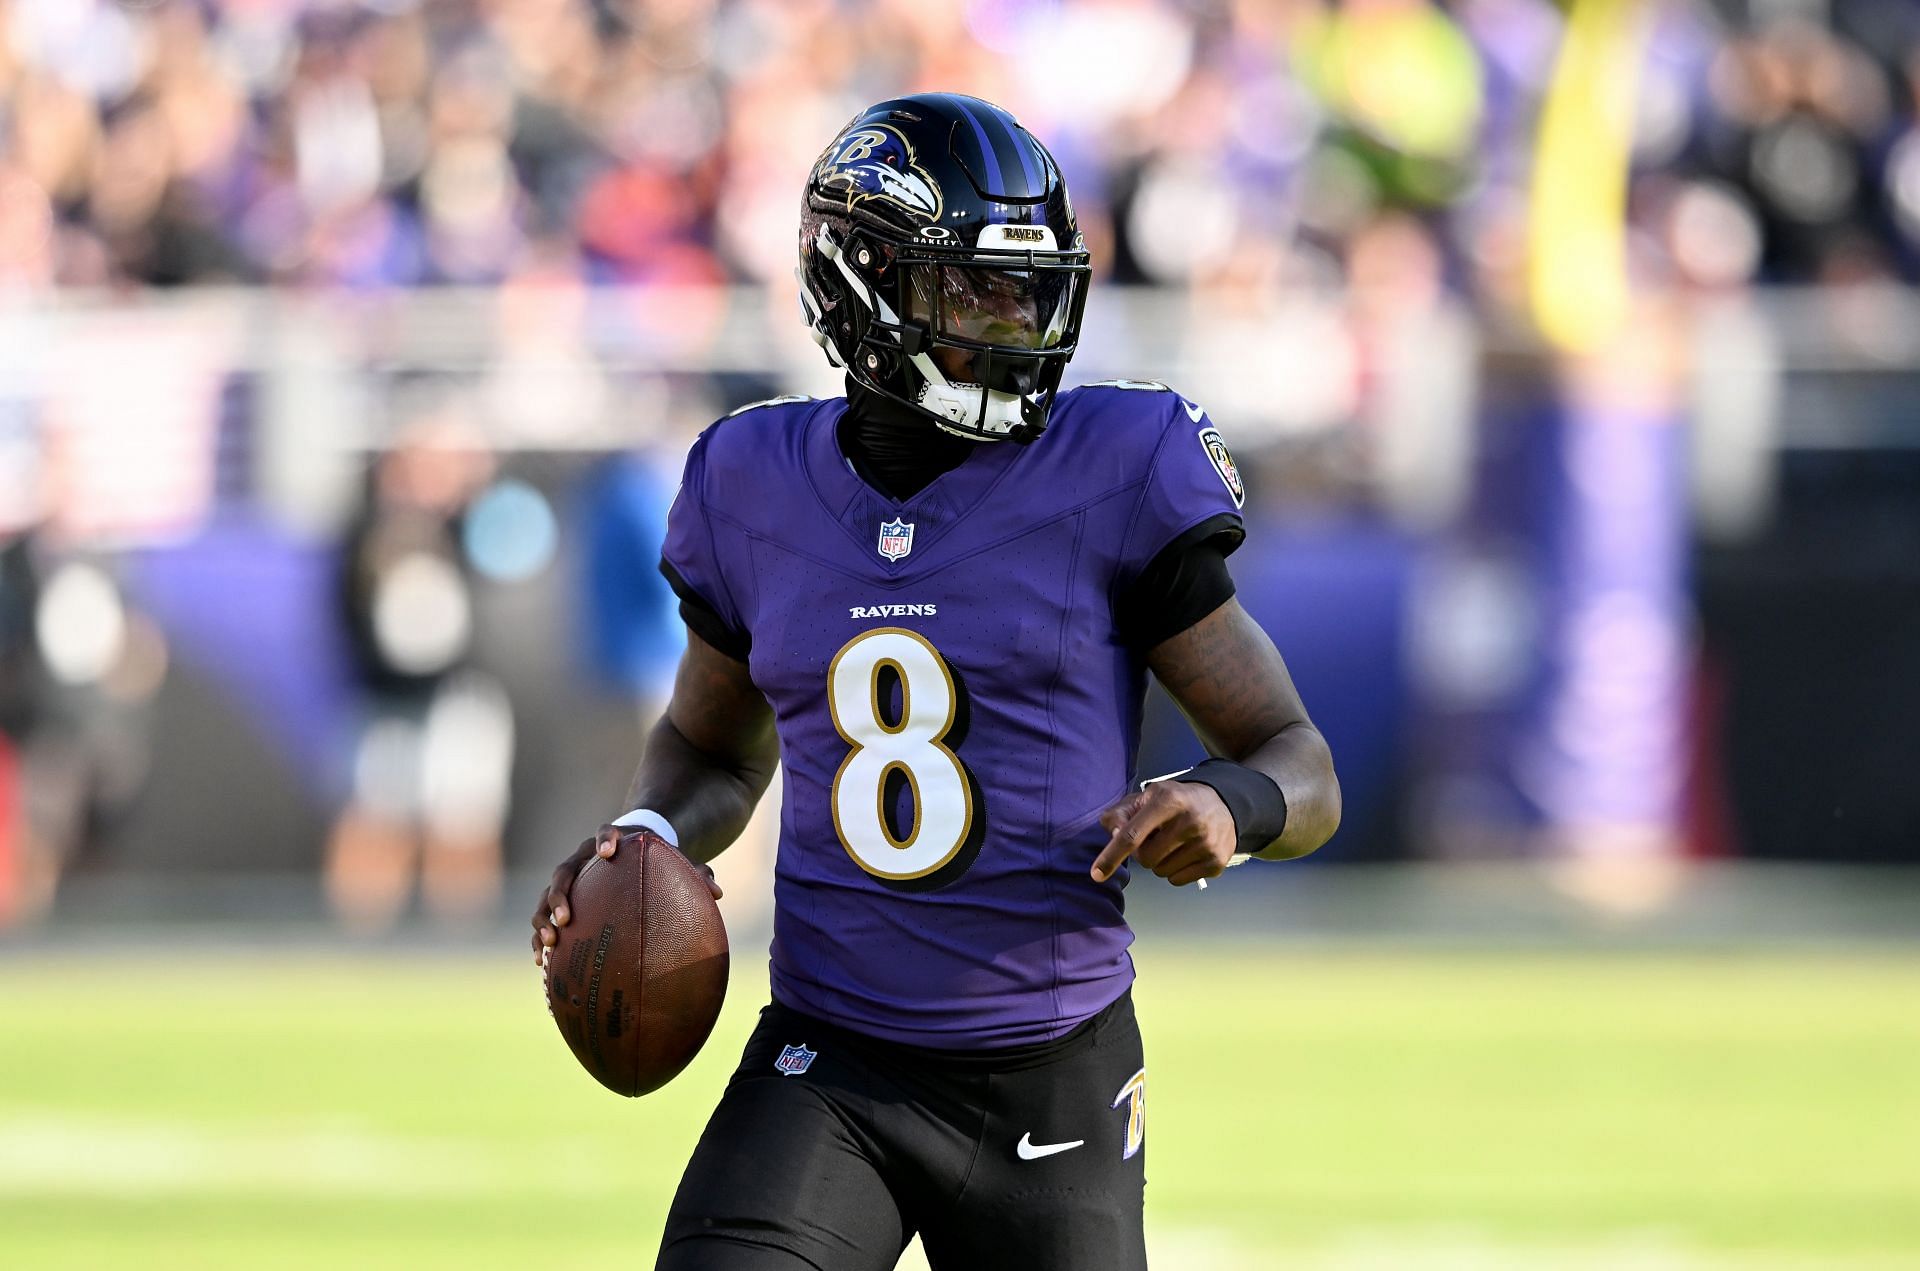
[544,829,729,1097]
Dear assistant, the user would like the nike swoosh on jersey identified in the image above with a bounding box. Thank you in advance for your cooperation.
[1015,1132,1086,1161]
[1182,400,1205,423]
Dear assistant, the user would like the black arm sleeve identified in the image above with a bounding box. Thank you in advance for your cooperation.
[659,559,752,662]
[1114,512,1245,650]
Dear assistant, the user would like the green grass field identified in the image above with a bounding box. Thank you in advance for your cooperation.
[1,946,1915,1269]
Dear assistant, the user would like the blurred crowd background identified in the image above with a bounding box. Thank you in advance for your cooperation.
[3,0,1920,932]
[11,0,1920,293]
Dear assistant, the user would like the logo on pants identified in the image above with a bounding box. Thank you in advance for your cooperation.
[1111,1067,1146,1160]
[774,1042,817,1076]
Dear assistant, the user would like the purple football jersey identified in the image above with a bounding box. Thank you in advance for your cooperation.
[663,383,1246,1046]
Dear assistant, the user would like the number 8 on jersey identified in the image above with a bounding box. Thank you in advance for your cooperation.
[827,628,976,880]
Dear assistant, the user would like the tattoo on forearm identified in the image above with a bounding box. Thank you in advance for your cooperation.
[1149,603,1300,759]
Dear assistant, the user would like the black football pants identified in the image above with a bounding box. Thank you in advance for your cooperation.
[656,994,1148,1271]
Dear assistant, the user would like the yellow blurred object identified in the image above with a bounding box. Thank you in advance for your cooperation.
[1294,1,1484,162]
[1528,0,1651,352]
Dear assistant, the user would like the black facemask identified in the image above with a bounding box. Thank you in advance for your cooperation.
[839,376,981,502]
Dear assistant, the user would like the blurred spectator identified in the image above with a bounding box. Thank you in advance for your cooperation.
[326,401,514,931]
[0,517,168,928]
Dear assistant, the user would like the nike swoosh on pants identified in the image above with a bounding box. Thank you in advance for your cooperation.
[1015,1133,1085,1161]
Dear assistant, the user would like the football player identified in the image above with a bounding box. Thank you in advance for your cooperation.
[533,93,1340,1270]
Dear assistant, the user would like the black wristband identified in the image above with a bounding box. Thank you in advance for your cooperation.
[1170,759,1288,857]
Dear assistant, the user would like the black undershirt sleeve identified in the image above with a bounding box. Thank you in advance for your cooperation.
[659,559,752,662]
[1114,512,1246,650]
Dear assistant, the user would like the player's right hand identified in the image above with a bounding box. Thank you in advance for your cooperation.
[530,826,723,964]
[531,827,618,963]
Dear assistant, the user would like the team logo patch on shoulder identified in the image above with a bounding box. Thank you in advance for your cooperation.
[774,1042,817,1076]
[815,124,943,222]
[1198,427,1244,509]
[877,517,915,562]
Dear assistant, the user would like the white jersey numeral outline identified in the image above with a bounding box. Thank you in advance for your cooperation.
[826,627,974,880]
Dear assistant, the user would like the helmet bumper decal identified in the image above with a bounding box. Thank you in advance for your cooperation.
[974,224,1058,251]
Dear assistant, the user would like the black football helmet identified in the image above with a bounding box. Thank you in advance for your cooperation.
[798,94,1090,443]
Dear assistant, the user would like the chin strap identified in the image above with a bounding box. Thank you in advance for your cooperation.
[913,364,1031,439]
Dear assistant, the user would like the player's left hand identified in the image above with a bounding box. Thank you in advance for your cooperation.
[1091,780,1237,886]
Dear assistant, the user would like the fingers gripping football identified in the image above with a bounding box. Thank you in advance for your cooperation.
[530,827,724,964]
[1090,781,1237,886]
[531,830,617,962]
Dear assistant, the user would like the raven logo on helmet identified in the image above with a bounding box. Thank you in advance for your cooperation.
[815,125,943,223]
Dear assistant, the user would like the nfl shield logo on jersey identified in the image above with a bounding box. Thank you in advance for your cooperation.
[774,1042,817,1077]
[877,518,915,562]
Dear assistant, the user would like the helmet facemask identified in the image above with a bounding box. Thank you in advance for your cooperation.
[799,218,1089,444]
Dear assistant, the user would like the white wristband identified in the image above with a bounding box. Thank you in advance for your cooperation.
[610,808,680,847]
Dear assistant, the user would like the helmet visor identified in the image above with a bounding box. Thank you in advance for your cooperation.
[906,264,1077,352]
